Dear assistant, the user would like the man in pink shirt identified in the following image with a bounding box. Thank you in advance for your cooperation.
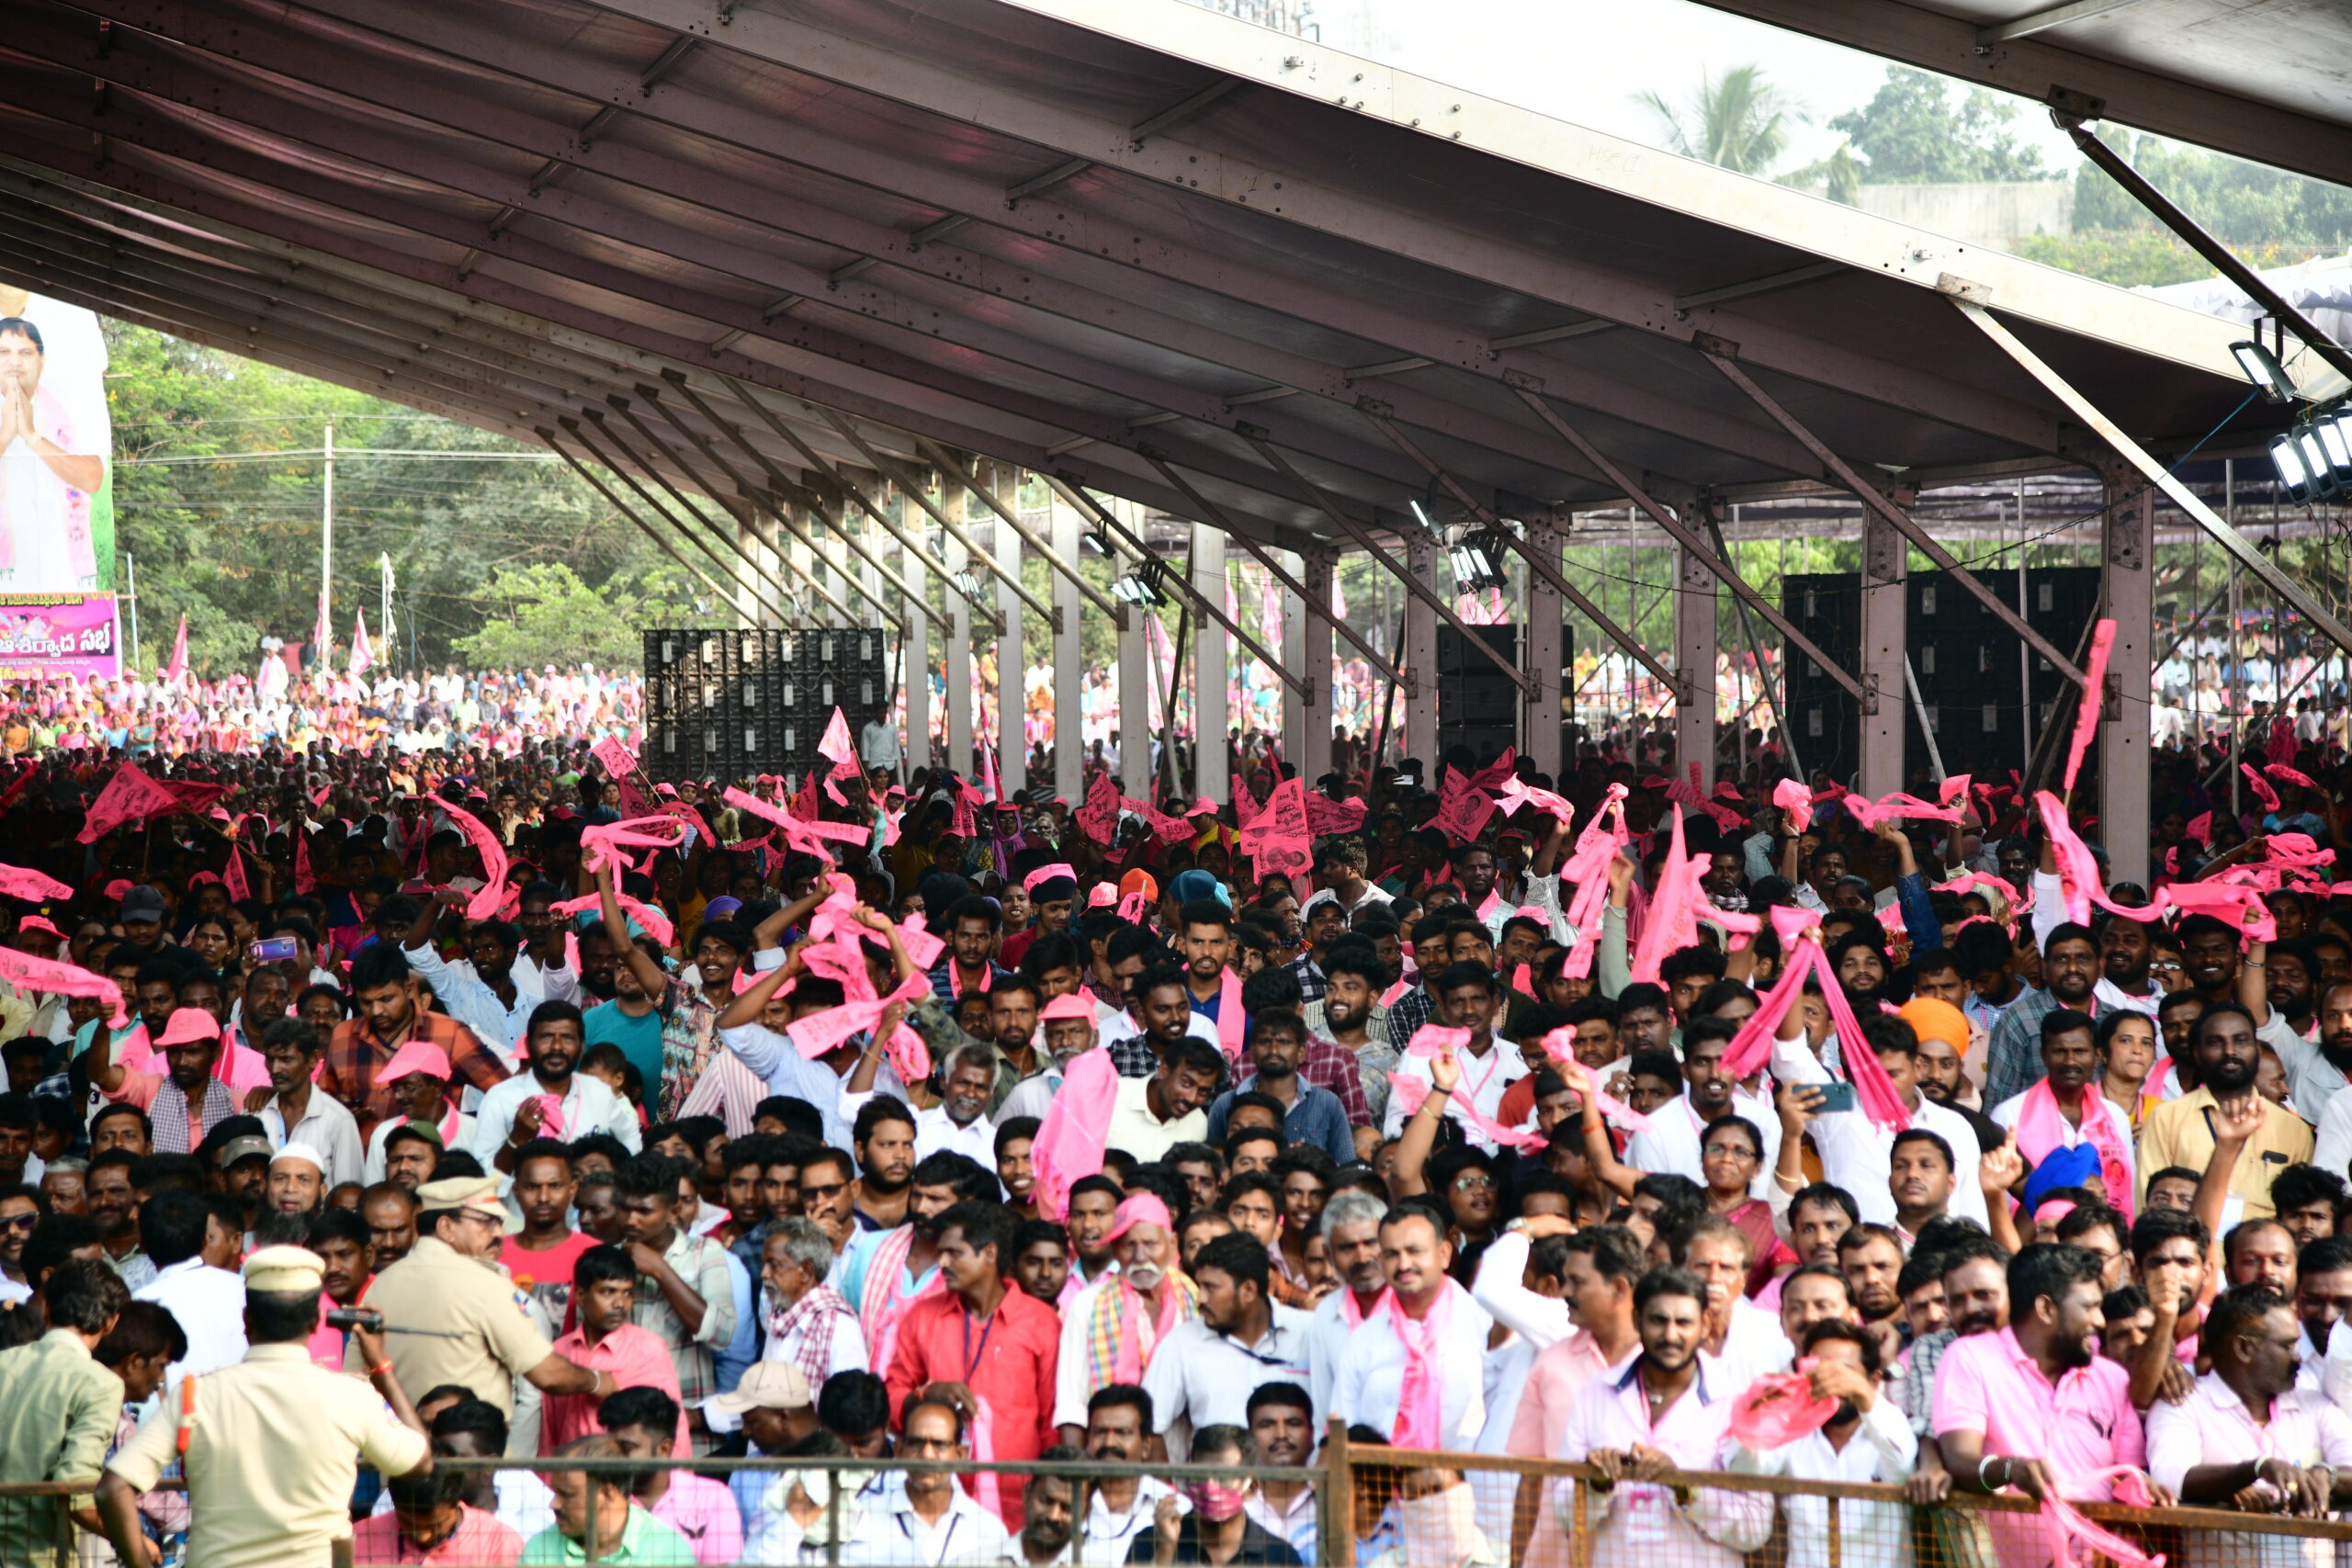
[538,1243,688,1455]
[1935,1241,2174,1562]
[1559,1264,1772,1568]
[351,1444,524,1565]
[1509,1224,1644,1568]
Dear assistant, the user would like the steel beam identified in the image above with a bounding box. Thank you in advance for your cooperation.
[1210,439,1530,694]
[1041,475,1314,700]
[2099,462,2152,885]
[658,371,925,624]
[1859,506,1905,795]
[540,429,748,615]
[1296,548,1337,785]
[944,513,974,774]
[1699,335,2090,684]
[920,439,1125,628]
[1950,295,2352,660]
[995,477,1025,790]
[559,419,795,624]
[813,414,1056,626]
[1347,412,1681,694]
[1676,542,1720,789]
[1051,497,1085,802]
[1502,379,1865,701]
[903,514,932,774]
[1521,521,1565,780]
[1192,523,1230,804]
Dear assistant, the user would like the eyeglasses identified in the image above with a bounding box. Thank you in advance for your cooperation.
[0,1212,40,1233]
[1702,1143,1759,1160]
[1453,1173,1495,1191]
[799,1182,848,1202]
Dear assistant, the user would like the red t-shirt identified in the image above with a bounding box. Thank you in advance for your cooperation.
[501,1230,599,1333]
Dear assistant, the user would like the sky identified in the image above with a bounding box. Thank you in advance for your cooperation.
[1305,0,2087,178]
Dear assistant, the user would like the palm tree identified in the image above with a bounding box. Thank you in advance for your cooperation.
[1636,65,1801,177]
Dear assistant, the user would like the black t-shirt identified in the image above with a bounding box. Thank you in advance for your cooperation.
[1125,1518,1304,1565]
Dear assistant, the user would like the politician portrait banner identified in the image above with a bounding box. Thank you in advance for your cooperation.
[0,288,112,594]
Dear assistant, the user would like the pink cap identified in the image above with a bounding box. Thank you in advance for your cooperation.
[1105,1192,1173,1243]
[1023,863,1079,895]
[103,879,133,900]
[1038,993,1096,1021]
[377,1041,454,1084]
[17,916,63,941]
[157,1010,220,1048]
[1086,883,1118,908]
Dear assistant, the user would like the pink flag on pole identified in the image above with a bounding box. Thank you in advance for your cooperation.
[162,615,188,687]
[349,610,373,677]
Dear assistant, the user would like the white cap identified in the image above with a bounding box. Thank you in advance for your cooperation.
[270,1141,325,1173]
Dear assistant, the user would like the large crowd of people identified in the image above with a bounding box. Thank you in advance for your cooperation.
[0,709,2346,1568]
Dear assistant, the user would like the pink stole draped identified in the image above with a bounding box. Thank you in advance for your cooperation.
[857,1227,943,1375]
[2015,1077,2134,1222]
[1384,1284,1453,1449]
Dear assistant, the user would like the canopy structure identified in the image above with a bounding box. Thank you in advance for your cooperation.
[0,0,2306,880]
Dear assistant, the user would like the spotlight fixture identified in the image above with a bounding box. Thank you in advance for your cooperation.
[1447,531,1510,592]
[2231,339,2297,404]
[1408,497,1438,533]
[2315,408,2352,491]
[950,570,986,600]
[2297,424,2336,500]
[1080,529,1114,556]
[2270,430,2318,503]
[1112,555,1170,607]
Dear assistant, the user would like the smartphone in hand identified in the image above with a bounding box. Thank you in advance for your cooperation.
[1811,1081,1858,1115]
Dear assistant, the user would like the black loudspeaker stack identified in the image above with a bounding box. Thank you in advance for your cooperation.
[640,627,890,783]
[1436,624,1520,766]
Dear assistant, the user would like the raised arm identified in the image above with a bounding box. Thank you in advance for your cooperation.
[1390,1047,1460,1200]
[597,863,669,998]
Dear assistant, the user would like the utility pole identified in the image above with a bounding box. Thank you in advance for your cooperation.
[124,552,140,671]
[320,418,334,663]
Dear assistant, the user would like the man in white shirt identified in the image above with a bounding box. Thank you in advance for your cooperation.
[470,1001,642,1175]
[841,1396,1008,1565]
[1772,1008,1986,1227]
[1144,1230,1313,1447]
[1383,964,1527,1152]
[404,894,538,1069]
[1333,1206,1493,1450]
[1624,1018,1779,1194]
[130,1186,245,1388]
[2149,1283,2352,1568]
[847,1043,997,1170]
[1675,1214,1794,1389]
[1103,1036,1223,1165]
[1726,1319,1915,1568]
[253,1015,364,1190]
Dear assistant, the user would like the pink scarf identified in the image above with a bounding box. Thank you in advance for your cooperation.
[1213,968,1244,1062]
[857,1226,944,1376]
[1385,1283,1453,1449]
[1030,1047,1121,1222]
[2015,1077,2134,1223]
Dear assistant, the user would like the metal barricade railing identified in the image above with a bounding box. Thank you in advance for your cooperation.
[87,1431,2352,1567]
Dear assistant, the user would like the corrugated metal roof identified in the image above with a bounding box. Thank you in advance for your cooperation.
[0,0,2280,557]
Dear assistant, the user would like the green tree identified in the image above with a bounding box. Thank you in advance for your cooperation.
[2016,229,2330,288]
[453,562,705,670]
[1636,65,1799,177]
[1828,67,2051,183]
[2070,129,2352,249]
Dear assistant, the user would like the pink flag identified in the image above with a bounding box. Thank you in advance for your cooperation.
[349,609,373,678]
[223,846,251,903]
[0,863,74,903]
[818,708,861,780]
[2061,619,2115,792]
[76,763,231,844]
[162,615,188,687]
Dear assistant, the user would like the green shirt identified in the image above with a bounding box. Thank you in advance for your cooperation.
[0,1330,124,1568]
[522,1506,698,1564]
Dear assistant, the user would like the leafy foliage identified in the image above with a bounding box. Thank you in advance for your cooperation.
[2070,130,2352,250]
[1828,68,2052,184]
[2015,229,2330,288]
[1635,66,1799,177]
[105,322,709,674]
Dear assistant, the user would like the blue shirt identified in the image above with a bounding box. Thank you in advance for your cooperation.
[1203,1075,1356,1164]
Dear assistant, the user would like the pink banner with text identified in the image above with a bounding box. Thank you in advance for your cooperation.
[0,593,122,680]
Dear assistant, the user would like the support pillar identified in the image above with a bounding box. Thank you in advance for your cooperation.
[1403,534,1440,773]
[1280,550,1307,768]
[944,490,973,778]
[2101,465,2153,886]
[1118,546,1153,800]
[1299,548,1337,785]
[736,520,763,628]
[1675,542,1719,789]
[993,468,1024,794]
[1052,490,1085,804]
[1859,508,1905,795]
[1192,525,1230,803]
[1525,523,1566,782]
[901,493,929,776]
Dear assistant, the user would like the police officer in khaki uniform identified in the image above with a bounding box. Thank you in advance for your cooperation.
[353,1174,613,1429]
[96,1246,433,1568]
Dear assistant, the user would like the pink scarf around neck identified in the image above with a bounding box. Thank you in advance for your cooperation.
[2015,1076,2134,1223]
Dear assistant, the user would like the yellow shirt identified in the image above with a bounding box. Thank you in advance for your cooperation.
[2135,1088,2313,1219]
[347,1235,554,1414]
[109,1343,428,1568]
